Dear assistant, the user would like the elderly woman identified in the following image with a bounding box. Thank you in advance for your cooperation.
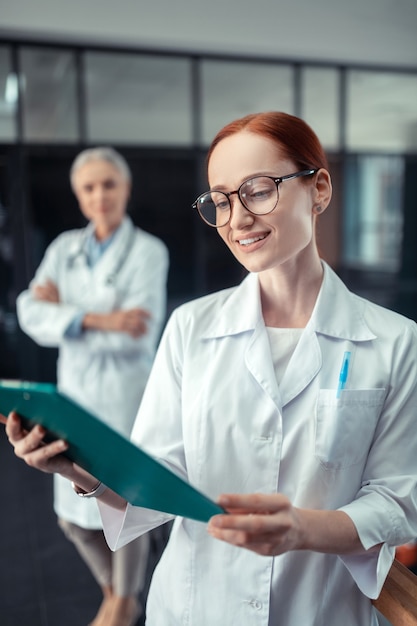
[15,147,169,626]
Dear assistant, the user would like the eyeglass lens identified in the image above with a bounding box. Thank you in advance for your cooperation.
[197,176,279,227]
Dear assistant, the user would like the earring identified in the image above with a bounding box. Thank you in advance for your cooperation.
[315,206,323,214]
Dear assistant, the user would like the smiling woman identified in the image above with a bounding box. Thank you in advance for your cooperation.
[202,114,332,325]
[5,112,417,626]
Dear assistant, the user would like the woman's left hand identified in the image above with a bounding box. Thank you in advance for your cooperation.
[207,493,304,557]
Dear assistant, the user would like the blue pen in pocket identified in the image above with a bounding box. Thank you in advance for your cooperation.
[336,351,351,398]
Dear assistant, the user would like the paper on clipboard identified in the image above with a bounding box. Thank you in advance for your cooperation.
[0,379,224,523]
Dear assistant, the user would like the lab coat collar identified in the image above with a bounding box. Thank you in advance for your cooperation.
[201,271,261,339]
[308,262,376,342]
[202,261,376,342]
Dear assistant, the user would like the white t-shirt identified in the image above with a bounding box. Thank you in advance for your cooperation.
[266,327,303,384]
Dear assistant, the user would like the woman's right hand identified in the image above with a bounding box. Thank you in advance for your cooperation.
[3,411,71,475]
[2,412,128,511]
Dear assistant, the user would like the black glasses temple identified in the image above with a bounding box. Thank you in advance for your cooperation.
[277,169,318,183]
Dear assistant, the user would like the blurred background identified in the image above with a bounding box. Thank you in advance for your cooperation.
[0,2,416,624]
[0,0,416,384]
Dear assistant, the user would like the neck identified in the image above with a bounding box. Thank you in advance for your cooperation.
[259,256,324,328]
[94,221,121,242]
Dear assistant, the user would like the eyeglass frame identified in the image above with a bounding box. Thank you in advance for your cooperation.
[192,168,318,228]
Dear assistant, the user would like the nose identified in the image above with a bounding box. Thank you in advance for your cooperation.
[92,184,107,202]
[228,193,254,229]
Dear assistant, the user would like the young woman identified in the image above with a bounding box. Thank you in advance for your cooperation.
[14,147,169,626]
[5,113,417,626]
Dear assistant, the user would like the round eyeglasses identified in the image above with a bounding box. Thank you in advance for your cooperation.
[192,169,317,228]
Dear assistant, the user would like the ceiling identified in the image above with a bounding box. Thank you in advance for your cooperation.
[0,0,416,152]
[1,0,417,68]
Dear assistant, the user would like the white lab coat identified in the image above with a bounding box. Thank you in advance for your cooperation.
[103,261,417,626]
[17,216,169,528]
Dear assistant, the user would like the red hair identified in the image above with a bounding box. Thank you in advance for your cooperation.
[207,111,328,172]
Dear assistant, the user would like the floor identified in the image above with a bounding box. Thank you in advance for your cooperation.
[0,427,168,626]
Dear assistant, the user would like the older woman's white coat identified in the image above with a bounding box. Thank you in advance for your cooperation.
[17,216,169,528]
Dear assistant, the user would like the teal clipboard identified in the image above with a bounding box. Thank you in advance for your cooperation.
[0,379,224,523]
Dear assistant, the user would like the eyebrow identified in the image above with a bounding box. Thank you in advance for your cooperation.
[209,171,279,192]
[81,177,117,187]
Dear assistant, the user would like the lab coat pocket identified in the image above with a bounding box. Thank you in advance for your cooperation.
[315,389,386,469]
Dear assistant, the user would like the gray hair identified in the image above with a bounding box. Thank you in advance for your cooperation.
[70,146,132,189]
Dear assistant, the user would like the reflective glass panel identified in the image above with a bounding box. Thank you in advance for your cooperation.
[85,52,192,145]
[343,155,404,271]
[200,60,294,146]
[301,66,340,151]
[347,70,417,153]
[20,47,78,142]
[0,46,17,141]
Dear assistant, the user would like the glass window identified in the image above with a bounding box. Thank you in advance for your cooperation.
[347,70,417,153]
[85,52,192,145]
[301,67,340,151]
[19,47,79,143]
[200,60,294,146]
[19,47,78,143]
[343,155,404,271]
[0,46,17,141]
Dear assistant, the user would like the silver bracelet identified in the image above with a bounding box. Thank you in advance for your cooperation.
[71,480,107,498]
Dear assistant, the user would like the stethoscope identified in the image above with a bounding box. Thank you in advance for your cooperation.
[66,227,136,286]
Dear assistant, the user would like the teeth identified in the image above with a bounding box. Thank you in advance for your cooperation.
[239,235,265,246]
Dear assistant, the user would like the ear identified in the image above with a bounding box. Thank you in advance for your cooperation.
[311,168,332,213]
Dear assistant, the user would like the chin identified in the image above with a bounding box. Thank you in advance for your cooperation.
[236,258,267,274]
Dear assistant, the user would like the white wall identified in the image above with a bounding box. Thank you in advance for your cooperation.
[1,0,417,67]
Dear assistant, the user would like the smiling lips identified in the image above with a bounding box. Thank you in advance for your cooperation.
[238,234,267,246]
